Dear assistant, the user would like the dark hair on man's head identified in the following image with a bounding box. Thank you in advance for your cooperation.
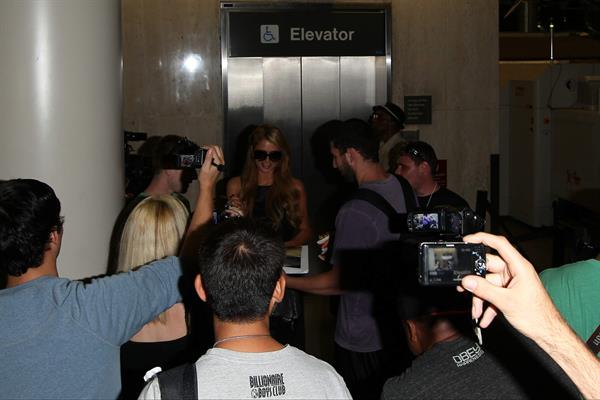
[151,135,199,173]
[396,286,472,335]
[197,218,285,322]
[400,141,438,176]
[0,179,63,276]
[331,119,380,162]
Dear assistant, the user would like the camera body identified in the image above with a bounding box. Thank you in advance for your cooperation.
[163,148,208,169]
[407,208,485,236]
[418,242,486,286]
[402,207,486,286]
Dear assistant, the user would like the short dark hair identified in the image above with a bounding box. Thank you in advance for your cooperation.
[0,179,63,276]
[152,135,199,173]
[331,119,379,162]
[400,141,438,175]
[197,218,285,322]
[396,286,471,334]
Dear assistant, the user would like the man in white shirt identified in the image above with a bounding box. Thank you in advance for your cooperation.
[140,218,351,399]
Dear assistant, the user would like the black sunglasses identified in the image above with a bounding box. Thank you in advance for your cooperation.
[253,150,283,161]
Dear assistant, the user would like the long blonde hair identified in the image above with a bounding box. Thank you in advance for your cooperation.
[240,125,301,230]
[117,195,189,323]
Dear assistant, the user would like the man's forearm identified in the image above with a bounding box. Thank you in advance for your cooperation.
[180,182,214,257]
[189,183,215,231]
[534,315,600,399]
[286,266,343,296]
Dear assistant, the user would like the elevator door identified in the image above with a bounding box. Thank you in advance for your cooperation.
[225,55,387,228]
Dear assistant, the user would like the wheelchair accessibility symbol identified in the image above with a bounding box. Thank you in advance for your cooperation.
[260,25,279,44]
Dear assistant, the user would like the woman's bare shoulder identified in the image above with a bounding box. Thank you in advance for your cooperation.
[291,177,306,190]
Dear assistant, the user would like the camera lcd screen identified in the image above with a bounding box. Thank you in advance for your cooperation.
[420,243,481,285]
[412,213,440,231]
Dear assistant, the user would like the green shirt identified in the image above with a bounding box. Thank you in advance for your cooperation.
[540,258,600,346]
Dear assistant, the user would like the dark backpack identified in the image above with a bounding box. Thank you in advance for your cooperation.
[156,363,197,400]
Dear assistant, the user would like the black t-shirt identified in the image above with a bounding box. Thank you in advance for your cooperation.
[417,187,469,210]
[119,336,195,399]
[382,337,528,400]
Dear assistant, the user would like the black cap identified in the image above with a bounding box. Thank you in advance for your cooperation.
[373,102,406,129]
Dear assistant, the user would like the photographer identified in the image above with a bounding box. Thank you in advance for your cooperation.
[394,141,468,210]
[108,135,199,274]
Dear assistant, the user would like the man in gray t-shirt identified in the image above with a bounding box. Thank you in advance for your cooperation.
[287,119,410,400]
[140,219,350,399]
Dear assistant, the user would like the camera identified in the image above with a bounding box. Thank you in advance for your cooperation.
[418,242,486,286]
[163,138,207,169]
[407,208,485,236]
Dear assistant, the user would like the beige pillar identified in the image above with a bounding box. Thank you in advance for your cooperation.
[0,0,122,279]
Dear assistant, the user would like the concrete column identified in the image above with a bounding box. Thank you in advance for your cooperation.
[0,0,122,279]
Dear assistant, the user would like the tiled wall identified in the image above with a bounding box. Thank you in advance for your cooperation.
[122,0,498,206]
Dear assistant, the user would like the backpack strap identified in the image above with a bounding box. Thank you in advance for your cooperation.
[157,363,197,400]
[391,174,418,212]
[352,188,398,221]
[350,174,416,232]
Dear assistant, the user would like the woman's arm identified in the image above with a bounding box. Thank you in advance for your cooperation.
[284,179,311,248]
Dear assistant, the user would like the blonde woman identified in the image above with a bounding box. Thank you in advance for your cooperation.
[117,195,192,399]
[226,124,311,347]
[226,124,311,247]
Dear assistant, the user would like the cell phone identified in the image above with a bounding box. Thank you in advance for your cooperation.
[418,242,486,286]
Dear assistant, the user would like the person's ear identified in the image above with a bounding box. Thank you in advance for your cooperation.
[46,229,62,251]
[272,274,286,304]
[405,320,417,342]
[194,274,207,303]
[49,230,59,244]
[345,148,357,166]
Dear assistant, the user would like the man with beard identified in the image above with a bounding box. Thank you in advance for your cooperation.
[287,119,410,400]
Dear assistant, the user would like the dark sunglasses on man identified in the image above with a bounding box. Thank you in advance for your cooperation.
[253,150,283,162]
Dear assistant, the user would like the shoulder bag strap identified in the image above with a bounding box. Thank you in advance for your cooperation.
[158,363,197,400]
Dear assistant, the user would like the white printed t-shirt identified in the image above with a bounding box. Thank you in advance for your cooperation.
[139,345,351,399]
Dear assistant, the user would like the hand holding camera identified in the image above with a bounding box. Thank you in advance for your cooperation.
[458,232,559,337]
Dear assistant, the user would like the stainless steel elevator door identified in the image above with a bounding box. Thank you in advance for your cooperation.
[225,56,387,225]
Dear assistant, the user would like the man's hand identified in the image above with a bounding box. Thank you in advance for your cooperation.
[198,146,224,191]
[458,232,600,400]
[180,145,224,257]
[458,232,560,340]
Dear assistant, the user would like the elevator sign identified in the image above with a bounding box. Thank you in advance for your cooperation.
[228,10,387,57]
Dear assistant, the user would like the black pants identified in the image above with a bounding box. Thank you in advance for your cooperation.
[270,289,305,349]
[334,345,391,400]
